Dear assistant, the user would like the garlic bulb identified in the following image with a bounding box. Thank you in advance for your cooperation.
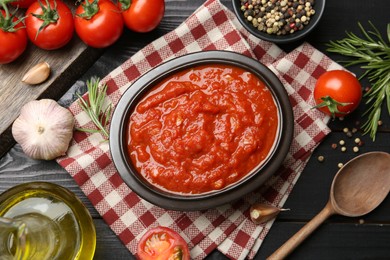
[12,99,75,160]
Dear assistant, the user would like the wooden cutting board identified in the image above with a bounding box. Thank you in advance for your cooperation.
[0,34,102,158]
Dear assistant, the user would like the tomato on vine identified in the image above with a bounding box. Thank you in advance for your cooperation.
[25,0,74,50]
[313,70,362,118]
[137,226,190,260]
[10,0,36,9]
[118,0,164,33]
[0,5,28,64]
[74,0,124,48]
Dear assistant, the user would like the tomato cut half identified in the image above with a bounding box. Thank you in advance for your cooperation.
[137,226,190,260]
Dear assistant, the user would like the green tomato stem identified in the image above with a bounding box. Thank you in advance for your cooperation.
[313,96,352,118]
[118,0,131,11]
[77,0,99,20]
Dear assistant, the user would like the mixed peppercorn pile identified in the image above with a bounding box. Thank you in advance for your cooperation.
[239,0,316,35]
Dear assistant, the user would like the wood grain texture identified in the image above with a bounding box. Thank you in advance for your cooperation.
[255,222,390,260]
[0,16,102,157]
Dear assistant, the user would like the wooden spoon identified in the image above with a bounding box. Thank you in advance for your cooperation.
[268,151,390,260]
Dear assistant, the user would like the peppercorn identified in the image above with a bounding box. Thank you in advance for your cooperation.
[239,0,316,35]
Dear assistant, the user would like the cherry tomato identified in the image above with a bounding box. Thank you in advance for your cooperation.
[137,226,190,260]
[25,0,74,50]
[74,0,124,48]
[118,0,164,33]
[10,0,36,9]
[313,70,362,118]
[0,10,28,64]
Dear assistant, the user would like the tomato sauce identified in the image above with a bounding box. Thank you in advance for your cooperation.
[127,64,279,194]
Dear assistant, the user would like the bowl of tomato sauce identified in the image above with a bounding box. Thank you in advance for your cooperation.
[110,51,293,211]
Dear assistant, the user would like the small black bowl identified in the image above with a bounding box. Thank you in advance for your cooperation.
[232,0,326,44]
[110,51,293,211]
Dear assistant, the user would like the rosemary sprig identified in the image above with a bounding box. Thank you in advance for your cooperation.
[326,21,390,141]
[76,78,112,139]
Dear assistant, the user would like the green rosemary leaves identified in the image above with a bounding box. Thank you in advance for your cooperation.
[76,78,112,139]
[327,21,390,141]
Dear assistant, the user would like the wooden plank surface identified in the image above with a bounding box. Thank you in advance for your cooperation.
[0,5,102,157]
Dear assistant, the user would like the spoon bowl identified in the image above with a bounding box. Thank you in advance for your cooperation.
[268,151,390,259]
[331,152,390,217]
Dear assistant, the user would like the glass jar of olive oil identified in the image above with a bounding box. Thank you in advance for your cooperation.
[0,182,96,260]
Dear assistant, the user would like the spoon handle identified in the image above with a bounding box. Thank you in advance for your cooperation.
[267,201,335,260]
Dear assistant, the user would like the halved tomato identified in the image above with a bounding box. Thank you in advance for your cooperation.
[137,226,190,260]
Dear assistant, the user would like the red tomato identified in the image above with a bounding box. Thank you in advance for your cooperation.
[25,0,74,50]
[0,10,28,64]
[137,226,190,260]
[10,0,36,9]
[313,70,362,118]
[74,0,124,48]
[119,0,164,33]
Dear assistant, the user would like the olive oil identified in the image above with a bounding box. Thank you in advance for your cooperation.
[0,182,96,260]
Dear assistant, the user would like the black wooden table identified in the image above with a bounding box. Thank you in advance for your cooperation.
[1,0,389,259]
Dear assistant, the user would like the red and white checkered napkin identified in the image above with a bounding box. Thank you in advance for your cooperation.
[57,0,343,259]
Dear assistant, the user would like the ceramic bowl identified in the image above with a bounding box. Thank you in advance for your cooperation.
[110,51,293,211]
[231,0,326,44]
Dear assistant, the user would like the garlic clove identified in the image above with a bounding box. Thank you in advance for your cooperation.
[22,62,51,85]
[250,203,290,225]
[12,99,75,160]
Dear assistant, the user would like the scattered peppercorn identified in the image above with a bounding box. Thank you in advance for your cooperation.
[239,0,316,35]
[341,146,347,152]
[353,146,359,153]
[331,143,337,149]
[354,138,361,144]
[317,155,324,162]
[343,127,349,133]
[338,163,344,168]
[339,140,345,146]
[378,120,383,126]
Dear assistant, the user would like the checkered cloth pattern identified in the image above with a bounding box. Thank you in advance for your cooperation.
[57,0,343,259]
